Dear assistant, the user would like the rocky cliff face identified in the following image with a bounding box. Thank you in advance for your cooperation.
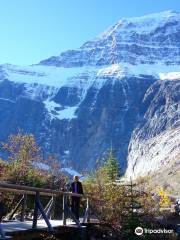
[0,11,179,178]
[125,79,180,178]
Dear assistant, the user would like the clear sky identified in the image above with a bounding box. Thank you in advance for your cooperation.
[0,0,180,65]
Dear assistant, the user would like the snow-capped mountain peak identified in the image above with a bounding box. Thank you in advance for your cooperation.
[100,10,180,38]
[39,10,180,67]
[0,11,179,187]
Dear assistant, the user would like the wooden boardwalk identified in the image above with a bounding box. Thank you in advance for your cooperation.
[1,219,87,239]
[1,219,82,232]
[0,182,91,239]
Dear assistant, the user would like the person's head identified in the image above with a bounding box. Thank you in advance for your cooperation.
[73,175,79,182]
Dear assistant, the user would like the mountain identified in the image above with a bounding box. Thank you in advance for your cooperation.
[40,11,180,66]
[0,11,179,184]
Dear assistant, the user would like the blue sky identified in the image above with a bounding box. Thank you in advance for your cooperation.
[0,0,180,65]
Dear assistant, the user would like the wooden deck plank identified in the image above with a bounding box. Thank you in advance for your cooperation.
[1,219,81,233]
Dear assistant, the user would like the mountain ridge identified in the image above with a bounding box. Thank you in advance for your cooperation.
[39,10,180,67]
[0,11,179,183]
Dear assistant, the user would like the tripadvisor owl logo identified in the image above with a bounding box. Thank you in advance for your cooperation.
[135,227,143,235]
[135,227,174,235]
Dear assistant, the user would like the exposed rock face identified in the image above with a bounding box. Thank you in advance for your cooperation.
[0,68,156,171]
[125,79,180,178]
[0,11,179,178]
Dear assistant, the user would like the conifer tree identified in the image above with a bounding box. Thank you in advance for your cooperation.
[104,147,121,182]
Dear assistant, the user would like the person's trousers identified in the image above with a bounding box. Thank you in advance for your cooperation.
[71,196,80,220]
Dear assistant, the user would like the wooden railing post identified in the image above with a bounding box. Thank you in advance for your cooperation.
[6,195,24,221]
[36,196,53,232]
[32,191,53,232]
[32,192,39,229]
[62,194,67,225]
[87,198,90,223]
[38,196,53,220]
[83,197,90,224]
[49,196,55,220]
[20,194,27,222]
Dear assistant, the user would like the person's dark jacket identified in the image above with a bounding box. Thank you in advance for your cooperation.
[70,181,83,195]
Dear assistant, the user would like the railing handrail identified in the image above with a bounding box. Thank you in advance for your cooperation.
[0,182,90,233]
[0,182,83,197]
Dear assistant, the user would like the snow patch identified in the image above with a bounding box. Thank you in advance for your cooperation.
[1,63,180,121]
[61,168,82,177]
[159,72,180,80]
[33,162,50,171]
[64,150,70,155]
[2,64,89,88]
[44,99,77,120]
[101,10,179,38]
[97,64,126,79]
[2,63,180,90]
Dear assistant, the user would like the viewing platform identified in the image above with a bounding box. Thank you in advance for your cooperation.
[0,182,93,240]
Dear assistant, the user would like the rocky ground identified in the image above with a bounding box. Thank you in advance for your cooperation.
[150,154,180,197]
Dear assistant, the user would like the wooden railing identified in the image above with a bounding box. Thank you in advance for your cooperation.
[0,182,90,238]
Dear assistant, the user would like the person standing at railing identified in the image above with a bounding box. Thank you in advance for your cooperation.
[70,175,83,221]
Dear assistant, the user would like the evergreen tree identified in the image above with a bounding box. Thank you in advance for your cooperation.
[104,147,121,182]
